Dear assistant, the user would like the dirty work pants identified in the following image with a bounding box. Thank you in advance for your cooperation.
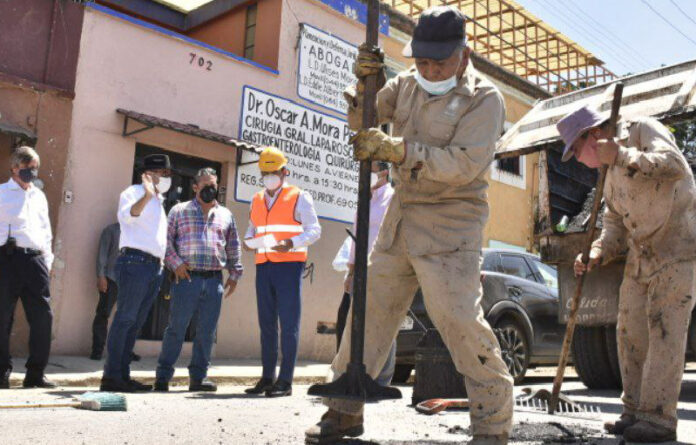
[324,231,513,436]
[0,250,52,379]
[256,261,304,383]
[617,260,696,430]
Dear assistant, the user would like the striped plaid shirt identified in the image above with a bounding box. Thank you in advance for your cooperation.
[165,199,243,280]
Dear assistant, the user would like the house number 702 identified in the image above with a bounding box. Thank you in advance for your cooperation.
[189,53,212,71]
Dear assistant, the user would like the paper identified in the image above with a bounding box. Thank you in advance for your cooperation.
[244,235,278,250]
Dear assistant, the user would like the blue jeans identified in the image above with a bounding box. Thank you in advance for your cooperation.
[103,252,163,381]
[256,262,304,383]
[156,274,223,381]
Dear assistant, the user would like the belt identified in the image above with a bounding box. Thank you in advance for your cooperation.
[120,248,161,263]
[188,270,223,278]
[17,247,42,256]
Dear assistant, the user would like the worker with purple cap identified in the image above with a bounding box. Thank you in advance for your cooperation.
[558,104,696,443]
[306,5,512,445]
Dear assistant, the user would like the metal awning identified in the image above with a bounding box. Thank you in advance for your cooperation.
[116,108,258,153]
[0,120,37,145]
[496,59,696,159]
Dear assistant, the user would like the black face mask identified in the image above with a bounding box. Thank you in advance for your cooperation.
[18,168,38,183]
[199,185,218,203]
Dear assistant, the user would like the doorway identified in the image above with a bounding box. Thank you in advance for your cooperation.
[133,143,223,341]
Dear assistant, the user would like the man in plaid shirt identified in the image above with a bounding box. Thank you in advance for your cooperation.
[154,167,243,392]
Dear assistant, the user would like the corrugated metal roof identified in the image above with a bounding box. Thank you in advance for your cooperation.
[496,59,696,159]
[0,120,37,144]
[116,108,259,152]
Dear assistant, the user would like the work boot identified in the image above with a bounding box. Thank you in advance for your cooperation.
[153,379,169,392]
[623,420,676,442]
[604,413,637,435]
[1,370,10,389]
[89,351,102,361]
[467,434,508,445]
[22,375,57,389]
[189,378,217,392]
[244,377,273,394]
[305,409,364,444]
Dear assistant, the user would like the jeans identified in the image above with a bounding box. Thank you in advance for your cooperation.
[156,274,224,382]
[256,261,304,383]
[91,279,118,356]
[103,252,163,381]
[335,291,396,386]
[0,251,52,378]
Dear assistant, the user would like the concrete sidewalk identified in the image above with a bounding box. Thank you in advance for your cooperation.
[6,356,331,388]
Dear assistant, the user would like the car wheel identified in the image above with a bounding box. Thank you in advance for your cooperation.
[572,325,622,389]
[495,319,529,384]
[392,364,414,384]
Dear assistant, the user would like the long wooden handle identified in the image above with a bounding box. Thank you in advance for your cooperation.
[0,402,80,409]
[549,82,624,414]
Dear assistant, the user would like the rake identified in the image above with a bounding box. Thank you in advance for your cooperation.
[0,392,127,412]
[515,388,601,420]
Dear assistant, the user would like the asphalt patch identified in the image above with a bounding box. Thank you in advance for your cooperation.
[443,421,603,443]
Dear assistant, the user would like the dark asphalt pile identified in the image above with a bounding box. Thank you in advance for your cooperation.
[442,421,603,444]
[567,188,605,233]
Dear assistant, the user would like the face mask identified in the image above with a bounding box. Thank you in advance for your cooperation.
[157,176,172,194]
[199,185,218,203]
[576,135,602,169]
[18,168,38,184]
[370,173,379,187]
[262,174,282,191]
[414,69,458,96]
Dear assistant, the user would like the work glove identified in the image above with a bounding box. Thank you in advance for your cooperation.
[344,44,386,130]
[350,128,405,164]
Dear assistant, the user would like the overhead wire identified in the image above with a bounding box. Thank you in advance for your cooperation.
[640,0,696,48]
[669,0,696,29]
[557,0,653,70]
[528,0,642,73]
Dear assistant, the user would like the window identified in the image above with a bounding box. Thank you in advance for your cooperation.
[500,254,536,281]
[497,157,521,176]
[532,259,558,289]
[244,3,257,60]
[482,252,499,272]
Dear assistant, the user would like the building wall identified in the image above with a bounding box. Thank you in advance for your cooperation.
[49,0,537,362]
[0,80,74,356]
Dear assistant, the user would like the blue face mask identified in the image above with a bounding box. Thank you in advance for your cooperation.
[414,70,458,96]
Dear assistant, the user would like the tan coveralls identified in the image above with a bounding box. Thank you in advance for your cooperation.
[591,117,696,430]
[327,64,514,436]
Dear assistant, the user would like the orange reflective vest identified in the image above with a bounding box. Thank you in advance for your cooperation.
[250,185,307,264]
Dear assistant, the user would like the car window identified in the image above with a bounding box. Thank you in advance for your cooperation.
[532,259,558,289]
[481,252,498,272]
[500,254,537,282]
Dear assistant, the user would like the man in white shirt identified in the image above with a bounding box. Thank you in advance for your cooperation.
[0,146,55,389]
[335,162,396,386]
[243,147,321,397]
[100,154,171,393]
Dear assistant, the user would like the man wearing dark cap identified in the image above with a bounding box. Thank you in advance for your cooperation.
[560,104,696,442]
[100,154,172,393]
[306,6,512,445]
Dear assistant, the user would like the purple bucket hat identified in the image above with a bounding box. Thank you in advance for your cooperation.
[556,105,608,162]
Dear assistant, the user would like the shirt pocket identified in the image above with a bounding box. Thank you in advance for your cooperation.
[428,119,457,146]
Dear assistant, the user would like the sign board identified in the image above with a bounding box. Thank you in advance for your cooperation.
[298,24,358,114]
[317,0,390,36]
[235,86,358,224]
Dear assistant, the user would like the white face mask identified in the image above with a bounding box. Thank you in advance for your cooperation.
[414,70,458,96]
[370,173,379,187]
[157,176,172,194]
[262,174,282,191]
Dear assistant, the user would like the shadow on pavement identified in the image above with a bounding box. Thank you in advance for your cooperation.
[186,392,261,400]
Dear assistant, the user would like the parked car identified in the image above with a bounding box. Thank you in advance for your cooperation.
[395,248,564,384]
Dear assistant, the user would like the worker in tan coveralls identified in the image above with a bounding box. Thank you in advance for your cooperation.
[560,105,696,443]
[305,6,512,445]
